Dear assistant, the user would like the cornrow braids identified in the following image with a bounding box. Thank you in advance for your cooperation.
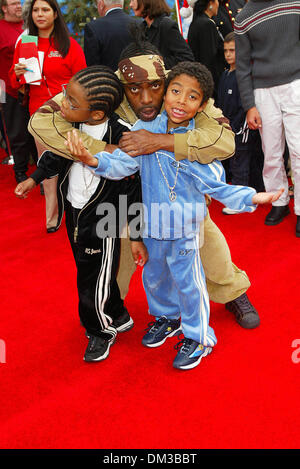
[73,66,124,118]
[119,22,162,62]
[165,62,214,105]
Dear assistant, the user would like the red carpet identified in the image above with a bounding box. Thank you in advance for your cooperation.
[0,154,299,450]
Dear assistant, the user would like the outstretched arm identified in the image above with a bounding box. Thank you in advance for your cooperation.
[191,160,284,213]
[252,189,284,205]
[65,129,139,180]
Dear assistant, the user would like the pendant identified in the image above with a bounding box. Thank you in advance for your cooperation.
[169,190,177,202]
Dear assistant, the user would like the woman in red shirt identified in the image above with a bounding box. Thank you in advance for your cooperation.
[10,0,86,232]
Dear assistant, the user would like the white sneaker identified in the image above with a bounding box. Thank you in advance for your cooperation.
[222,207,241,215]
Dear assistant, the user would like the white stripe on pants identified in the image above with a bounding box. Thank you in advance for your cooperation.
[142,235,217,346]
[254,80,300,215]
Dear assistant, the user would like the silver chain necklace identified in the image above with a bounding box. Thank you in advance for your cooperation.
[79,123,95,196]
[82,164,95,196]
[155,152,180,202]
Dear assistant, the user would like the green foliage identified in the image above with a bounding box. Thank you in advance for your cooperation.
[123,0,131,14]
[171,5,179,23]
[60,0,97,45]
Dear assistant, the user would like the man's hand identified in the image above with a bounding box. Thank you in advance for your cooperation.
[252,188,284,205]
[65,129,98,167]
[130,241,148,266]
[15,178,36,199]
[246,107,262,130]
[119,130,174,157]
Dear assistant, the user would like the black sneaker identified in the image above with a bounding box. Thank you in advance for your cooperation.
[142,316,181,348]
[112,308,134,332]
[173,337,212,370]
[225,293,260,329]
[84,334,116,362]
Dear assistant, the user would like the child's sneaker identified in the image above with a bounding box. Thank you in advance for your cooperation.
[142,316,181,347]
[112,308,134,332]
[85,308,133,339]
[84,334,116,362]
[222,207,241,215]
[173,337,212,370]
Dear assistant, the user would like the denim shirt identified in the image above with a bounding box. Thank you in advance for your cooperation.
[91,111,256,240]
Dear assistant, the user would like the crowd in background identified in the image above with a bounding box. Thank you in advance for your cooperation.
[1,0,299,366]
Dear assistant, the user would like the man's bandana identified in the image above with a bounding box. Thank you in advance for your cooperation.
[117,54,167,84]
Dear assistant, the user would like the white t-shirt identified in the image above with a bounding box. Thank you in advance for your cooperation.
[67,121,108,209]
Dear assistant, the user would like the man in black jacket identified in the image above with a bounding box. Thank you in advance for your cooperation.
[84,0,138,71]
[214,1,246,38]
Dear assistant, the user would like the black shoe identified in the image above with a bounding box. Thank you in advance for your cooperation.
[173,337,212,370]
[265,205,290,225]
[142,316,181,347]
[84,334,116,362]
[15,171,28,183]
[46,226,59,233]
[225,293,260,329]
[296,216,300,238]
[112,308,134,332]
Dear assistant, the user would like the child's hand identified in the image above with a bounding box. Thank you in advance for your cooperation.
[252,188,284,205]
[65,129,98,167]
[14,178,36,199]
[130,241,148,266]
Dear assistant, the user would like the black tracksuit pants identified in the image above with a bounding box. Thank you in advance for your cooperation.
[65,200,124,340]
[2,93,37,173]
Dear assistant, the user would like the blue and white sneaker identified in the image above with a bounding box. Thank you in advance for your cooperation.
[173,337,212,370]
[142,316,181,348]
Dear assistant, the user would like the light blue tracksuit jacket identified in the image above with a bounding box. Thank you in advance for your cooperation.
[90,111,257,345]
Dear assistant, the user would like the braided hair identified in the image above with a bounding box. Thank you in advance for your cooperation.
[73,66,124,118]
[119,22,162,62]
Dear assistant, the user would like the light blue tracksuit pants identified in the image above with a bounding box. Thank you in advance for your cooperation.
[142,234,217,347]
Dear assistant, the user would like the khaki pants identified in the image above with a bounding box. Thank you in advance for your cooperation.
[35,140,59,229]
[117,209,250,303]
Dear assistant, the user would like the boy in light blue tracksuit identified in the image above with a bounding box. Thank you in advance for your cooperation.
[66,62,283,370]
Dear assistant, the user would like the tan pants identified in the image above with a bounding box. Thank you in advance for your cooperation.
[117,210,250,303]
[35,140,59,229]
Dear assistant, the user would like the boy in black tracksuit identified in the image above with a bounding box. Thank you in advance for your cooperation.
[15,66,145,362]
[216,32,265,213]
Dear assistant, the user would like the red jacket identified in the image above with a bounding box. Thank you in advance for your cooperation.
[0,19,24,98]
[10,36,86,114]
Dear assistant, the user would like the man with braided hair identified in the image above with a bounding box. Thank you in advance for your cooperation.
[28,36,260,330]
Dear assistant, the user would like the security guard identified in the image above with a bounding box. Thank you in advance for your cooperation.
[214,0,246,38]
